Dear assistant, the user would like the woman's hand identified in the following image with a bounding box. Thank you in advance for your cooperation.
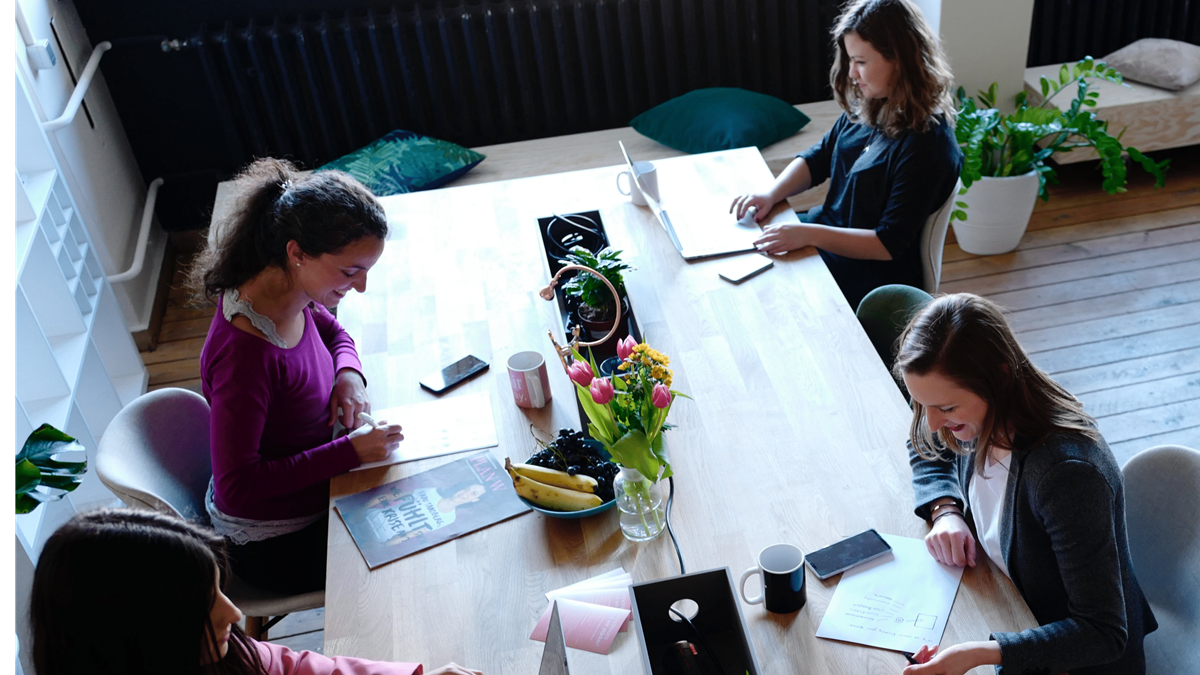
[427,663,483,675]
[903,641,1001,674]
[925,512,977,568]
[330,369,370,428]
[348,420,403,464]
[729,193,775,222]
[754,223,813,255]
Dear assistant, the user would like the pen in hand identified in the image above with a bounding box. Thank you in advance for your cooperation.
[357,412,382,429]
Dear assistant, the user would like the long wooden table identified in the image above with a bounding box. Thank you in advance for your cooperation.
[325,148,1035,674]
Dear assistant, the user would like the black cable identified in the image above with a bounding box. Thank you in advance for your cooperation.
[666,475,685,574]
[668,606,725,675]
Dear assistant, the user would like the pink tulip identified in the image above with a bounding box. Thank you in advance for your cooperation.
[652,383,672,409]
[616,335,638,361]
[589,377,615,405]
[567,360,594,387]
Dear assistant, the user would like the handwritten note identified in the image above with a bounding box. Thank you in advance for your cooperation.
[815,533,964,653]
[350,392,498,470]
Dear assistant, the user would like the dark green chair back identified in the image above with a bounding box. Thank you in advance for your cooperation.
[855,284,934,394]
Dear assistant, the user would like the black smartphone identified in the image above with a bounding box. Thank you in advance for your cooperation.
[419,355,489,394]
[804,529,893,580]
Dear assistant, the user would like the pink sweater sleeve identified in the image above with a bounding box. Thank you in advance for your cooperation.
[311,303,363,378]
[255,641,422,675]
[207,349,360,513]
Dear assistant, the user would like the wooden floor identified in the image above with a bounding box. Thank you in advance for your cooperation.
[143,146,1200,648]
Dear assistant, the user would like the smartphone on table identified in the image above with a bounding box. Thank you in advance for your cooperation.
[804,529,893,580]
[419,355,489,394]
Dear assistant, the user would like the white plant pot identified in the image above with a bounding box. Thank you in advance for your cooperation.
[951,171,1041,255]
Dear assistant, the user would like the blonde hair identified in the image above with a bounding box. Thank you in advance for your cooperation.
[893,294,1099,473]
[830,0,957,136]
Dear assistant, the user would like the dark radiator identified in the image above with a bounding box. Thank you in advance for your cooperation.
[1027,0,1200,66]
[190,0,840,171]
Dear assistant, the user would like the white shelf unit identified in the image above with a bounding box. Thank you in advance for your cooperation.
[15,71,149,559]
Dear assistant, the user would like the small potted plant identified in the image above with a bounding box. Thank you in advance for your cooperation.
[560,246,633,337]
[567,337,688,542]
[952,57,1170,255]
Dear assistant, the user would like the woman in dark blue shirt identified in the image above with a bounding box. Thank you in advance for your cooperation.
[731,0,962,310]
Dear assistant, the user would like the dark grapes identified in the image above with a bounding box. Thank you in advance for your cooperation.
[531,428,618,503]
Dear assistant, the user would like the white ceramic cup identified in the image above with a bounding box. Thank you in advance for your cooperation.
[507,351,551,409]
[617,161,659,206]
[740,543,807,613]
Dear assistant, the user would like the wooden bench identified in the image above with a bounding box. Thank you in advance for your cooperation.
[212,100,843,226]
[1024,63,1200,164]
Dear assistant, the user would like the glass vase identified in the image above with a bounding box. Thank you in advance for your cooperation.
[614,467,665,542]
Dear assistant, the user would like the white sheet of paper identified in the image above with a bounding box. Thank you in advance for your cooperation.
[350,392,499,471]
[546,569,629,599]
[815,533,965,654]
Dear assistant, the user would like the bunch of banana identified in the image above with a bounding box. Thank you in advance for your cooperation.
[505,457,604,511]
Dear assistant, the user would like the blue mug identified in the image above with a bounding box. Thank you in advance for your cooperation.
[740,543,807,614]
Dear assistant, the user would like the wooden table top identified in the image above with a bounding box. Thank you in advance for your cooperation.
[325,147,1035,674]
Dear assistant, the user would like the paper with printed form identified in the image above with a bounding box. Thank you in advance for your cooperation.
[815,533,965,654]
[351,392,498,470]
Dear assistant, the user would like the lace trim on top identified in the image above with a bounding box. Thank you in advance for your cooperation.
[222,288,288,348]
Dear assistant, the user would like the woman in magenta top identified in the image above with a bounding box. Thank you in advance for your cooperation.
[190,158,403,593]
[31,509,482,675]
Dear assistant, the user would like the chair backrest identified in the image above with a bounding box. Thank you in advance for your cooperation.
[1122,444,1200,674]
[95,388,213,524]
[920,179,961,294]
[855,284,934,381]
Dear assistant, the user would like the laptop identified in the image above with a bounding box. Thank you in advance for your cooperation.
[619,141,763,260]
[538,601,571,675]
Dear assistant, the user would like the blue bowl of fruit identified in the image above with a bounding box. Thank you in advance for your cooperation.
[506,429,618,519]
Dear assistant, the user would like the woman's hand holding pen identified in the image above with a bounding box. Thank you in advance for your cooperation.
[903,642,1001,674]
[349,412,403,464]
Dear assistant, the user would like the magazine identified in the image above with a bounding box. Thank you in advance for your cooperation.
[334,451,531,569]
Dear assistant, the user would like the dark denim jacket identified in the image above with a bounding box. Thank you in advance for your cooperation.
[800,112,962,309]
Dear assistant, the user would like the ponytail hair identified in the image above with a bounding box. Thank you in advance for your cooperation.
[188,158,387,303]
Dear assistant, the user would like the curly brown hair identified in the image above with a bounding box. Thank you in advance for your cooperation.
[830,0,957,137]
[893,294,1099,474]
[187,158,387,304]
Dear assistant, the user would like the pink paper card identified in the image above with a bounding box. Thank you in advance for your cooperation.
[538,588,633,632]
[529,598,631,654]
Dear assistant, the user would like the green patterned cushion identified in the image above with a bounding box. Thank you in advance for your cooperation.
[317,130,486,196]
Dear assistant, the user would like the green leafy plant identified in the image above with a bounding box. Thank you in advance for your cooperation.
[952,57,1169,223]
[560,246,633,321]
[16,424,88,514]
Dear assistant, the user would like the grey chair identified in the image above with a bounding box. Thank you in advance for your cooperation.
[920,179,962,294]
[1121,444,1200,674]
[855,284,935,388]
[96,387,324,639]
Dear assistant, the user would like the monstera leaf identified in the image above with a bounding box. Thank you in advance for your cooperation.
[15,424,87,514]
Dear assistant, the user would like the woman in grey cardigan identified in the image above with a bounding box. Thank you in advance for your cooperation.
[895,294,1156,675]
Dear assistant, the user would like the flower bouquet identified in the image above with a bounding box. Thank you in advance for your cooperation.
[567,336,689,541]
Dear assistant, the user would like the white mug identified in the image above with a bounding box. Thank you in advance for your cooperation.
[617,161,658,206]
[507,351,551,409]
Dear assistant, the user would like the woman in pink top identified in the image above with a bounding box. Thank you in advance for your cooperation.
[31,510,482,675]
[189,159,403,593]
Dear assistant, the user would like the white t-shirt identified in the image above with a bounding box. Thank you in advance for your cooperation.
[968,452,1012,579]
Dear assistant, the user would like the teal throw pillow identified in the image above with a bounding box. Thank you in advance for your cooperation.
[317,130,486,196]
[630,87,810,154]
